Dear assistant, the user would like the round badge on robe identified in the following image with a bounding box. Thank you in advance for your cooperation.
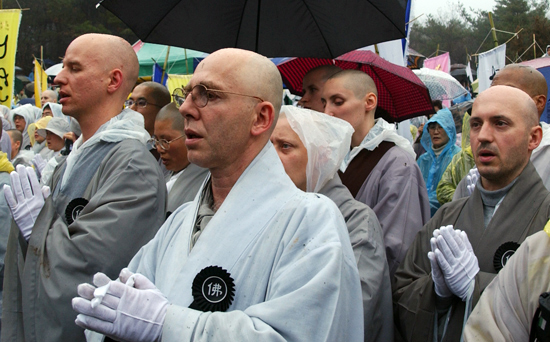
[189,266,235,312]
[493,241,521,272]
[65,198,89,225]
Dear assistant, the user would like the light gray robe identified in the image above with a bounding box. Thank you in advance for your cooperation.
[354,145,430,277]
[1,139,167,342]
[393,162,550,342]
[166,163,209,214]
[125,143,364,342]
[319,174,393,342]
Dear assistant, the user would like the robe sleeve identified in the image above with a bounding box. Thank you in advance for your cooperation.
[160,197,363,342]
[358,147,430,276]
[464,230,550,342]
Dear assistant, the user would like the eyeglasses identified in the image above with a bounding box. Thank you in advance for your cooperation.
[427,123,443,132]
[125,99,162,109]
[173,84,264,108]
[149,135,185,151]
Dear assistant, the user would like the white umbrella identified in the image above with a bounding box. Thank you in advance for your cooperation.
[45,63,63,76]
[413,68,468,101]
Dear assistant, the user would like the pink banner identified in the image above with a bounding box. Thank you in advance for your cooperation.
[423,52,450,73]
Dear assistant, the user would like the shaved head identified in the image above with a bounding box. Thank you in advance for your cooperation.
[475,85,539,127]
[196,48,283,127]
[135,82,171,107]
[74,33,139,97]
[491,64,548,117]
[305,65,343,84]
[156,103,185,132]
[328,69,378,100]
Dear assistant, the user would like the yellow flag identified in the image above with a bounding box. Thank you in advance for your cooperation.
[166,74,192,98]
[0,10,21,108]
[34,57,47,107]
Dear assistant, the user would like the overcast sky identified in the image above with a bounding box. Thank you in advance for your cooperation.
[411,0,497,20]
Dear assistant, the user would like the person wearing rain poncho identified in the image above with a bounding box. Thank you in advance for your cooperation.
[271,105,393,342]
[10,104,40,150]
[417,108,461,216]
[0,132,13,323]
[436,113,474,205]
[27,116,54,159]
[2,34,166,342]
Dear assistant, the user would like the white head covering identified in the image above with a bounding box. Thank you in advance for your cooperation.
[10,104,38,149]
[0,104,10,120]
[280,105,354,193]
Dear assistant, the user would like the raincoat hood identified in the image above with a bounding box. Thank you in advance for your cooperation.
[10,104,39,149]
[421,108,457,156]
[417,108,461,216]
[0,151,14,173]
[27,116,52,146]
[280,105,354,193]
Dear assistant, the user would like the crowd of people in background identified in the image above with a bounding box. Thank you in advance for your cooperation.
[1,33,550,342]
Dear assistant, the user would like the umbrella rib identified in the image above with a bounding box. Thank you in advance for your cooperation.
[368,1,404,37]
[234,0,250,48]
[300,0,333,57]
[142,1,182,41]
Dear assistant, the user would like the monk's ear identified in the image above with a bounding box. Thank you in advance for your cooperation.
[364,92,377,113]
[106,69,124,94]
[528,125,543,152]
[251,102,275,137]
[533,94,546,116]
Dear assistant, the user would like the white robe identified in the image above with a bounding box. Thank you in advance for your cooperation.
[128,142,364,342]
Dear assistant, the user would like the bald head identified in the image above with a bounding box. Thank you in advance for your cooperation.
[328,69,378,100]
[135,82,171,107]
[305,65,343,84]
[491,64,548,117]
[74,34,139,97]
[156,103,185,132]
[197,48,283,120]
[476,85,539,127]
[41,89,58,106]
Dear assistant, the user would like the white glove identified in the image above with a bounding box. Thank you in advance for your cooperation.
[466,167,479,195]
[3,165,50,241]
[32,154,47,179]
[435,225,479,301]
[72,271,169,342]
[428,230,452,298]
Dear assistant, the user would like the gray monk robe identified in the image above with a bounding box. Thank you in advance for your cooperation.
[2,139,167,342]
[393,161,550,342]
[166,163,209,215]
[319,174,393,342]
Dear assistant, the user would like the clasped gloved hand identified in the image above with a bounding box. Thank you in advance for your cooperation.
[32,154,47,179]
[466,167,479,196]
[3,165,50,240]
[428,228,452,298]
[72,269,169,342]
[433,225,479,301]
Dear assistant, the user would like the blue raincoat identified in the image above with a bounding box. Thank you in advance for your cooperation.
[417,108,461,216]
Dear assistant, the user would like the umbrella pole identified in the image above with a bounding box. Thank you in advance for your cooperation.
[255,0,261,52]
[185,49,189,74]
[161,46,170,84]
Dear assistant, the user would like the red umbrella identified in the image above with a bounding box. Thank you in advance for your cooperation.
[277,50,434,122]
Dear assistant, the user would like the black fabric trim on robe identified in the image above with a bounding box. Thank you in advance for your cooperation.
[338,141,395,198]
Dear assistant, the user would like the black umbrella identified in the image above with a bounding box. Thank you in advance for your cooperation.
[97,0,407,58]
